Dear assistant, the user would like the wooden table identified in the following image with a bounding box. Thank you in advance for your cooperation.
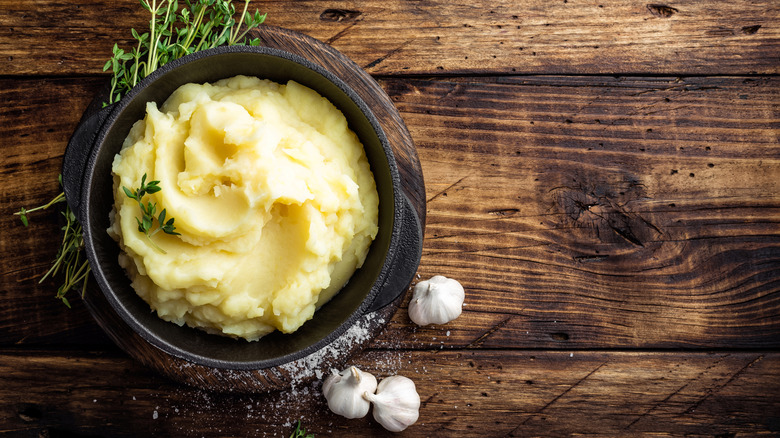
[2,1,779,436]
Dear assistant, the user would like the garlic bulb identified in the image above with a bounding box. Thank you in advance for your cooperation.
[408,275,465,326]
[322,366,377,419]
[363,375,420,432]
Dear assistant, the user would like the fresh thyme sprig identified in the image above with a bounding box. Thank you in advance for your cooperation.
[15,174,67,227]
[123,173,180,254]
[104,0,267,105]
[15,176,91,308]
[46,207,91,308]
[288,421,314,438]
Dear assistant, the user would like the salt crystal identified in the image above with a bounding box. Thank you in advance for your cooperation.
[277,313,384,388]
[446,330,450,336]
[152,410,158,420]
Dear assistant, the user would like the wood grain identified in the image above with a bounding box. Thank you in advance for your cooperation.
[387,75,780,350]
[2,0,779,435]
[1,350,778,436]
[3,75,778,350]
[1,0,778,76]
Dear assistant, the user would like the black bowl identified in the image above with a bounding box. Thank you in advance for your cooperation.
[62,45,422,370]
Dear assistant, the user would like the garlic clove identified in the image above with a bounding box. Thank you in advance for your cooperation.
[322,366,378,419]
[408,275,465,326]
[363,375,420,432]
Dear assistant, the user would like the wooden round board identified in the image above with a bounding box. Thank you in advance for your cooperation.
[80,25,425,393]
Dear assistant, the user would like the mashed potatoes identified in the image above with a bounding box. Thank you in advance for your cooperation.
[108,75,379,341]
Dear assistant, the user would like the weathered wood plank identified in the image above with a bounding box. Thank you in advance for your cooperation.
[1,350,778,436]
[387,75,780,350]
[2,75,779,350]
[1,0,778,76]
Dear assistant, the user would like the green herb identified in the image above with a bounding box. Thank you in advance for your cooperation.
[289,421,314,438]
[104,0,267,105]
[15,176,91,308]
[15,195,63,227]
[123,173,180,253]
[47,206,92,308]
[14,178,65,227]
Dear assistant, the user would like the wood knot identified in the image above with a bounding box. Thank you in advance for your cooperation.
[18,404,42,423]
[741,25,761,35]
[549,176,664,248]
[488,208,520,217]
[319,9,362,22]
[646,4,678,18]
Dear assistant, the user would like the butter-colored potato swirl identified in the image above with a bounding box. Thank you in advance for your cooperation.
[108,76,379,341]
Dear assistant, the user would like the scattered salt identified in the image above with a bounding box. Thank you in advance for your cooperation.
[277,313,385,389]
[152,410,158,420]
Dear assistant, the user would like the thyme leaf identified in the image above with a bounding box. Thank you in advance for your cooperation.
[14,191,65,226]
[15,177,91,307]
[288,421,314,438]
[124,173,180,254]
[105,0,266,106]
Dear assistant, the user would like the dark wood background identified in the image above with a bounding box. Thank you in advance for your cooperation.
[1,0,779,436]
